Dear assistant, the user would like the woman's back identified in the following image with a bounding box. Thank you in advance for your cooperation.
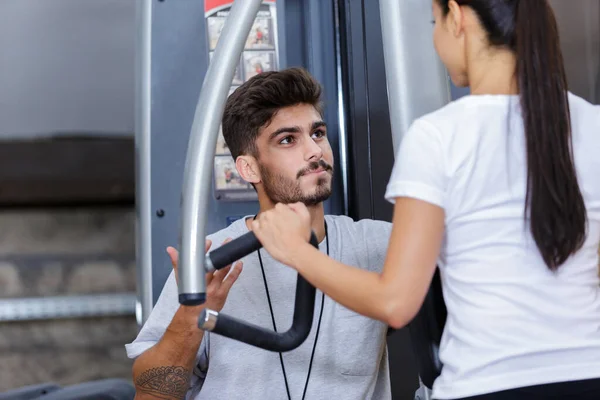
[414,92,600,398]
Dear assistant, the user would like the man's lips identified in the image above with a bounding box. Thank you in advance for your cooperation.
[303,167,329,176]
[297,161,333,178]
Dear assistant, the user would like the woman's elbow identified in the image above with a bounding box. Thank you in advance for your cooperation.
[382,297,418,330]
[385,310,408,330]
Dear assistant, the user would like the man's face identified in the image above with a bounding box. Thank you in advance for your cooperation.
[254,103,334,206]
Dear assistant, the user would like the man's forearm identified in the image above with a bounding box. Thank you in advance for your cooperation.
[133,306,205,400]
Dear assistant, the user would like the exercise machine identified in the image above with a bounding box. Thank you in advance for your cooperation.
[133,0,454,398]
[171,0,450,398]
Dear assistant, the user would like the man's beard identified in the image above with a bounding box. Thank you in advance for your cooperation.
[259,160,333,206]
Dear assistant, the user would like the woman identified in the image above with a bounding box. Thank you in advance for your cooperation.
[251,0,600,399]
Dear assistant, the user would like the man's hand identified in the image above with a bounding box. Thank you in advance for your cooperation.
[133,239,242,400]
[166,238,243,317]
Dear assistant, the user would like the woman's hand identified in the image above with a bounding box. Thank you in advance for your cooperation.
[252,202,312,267]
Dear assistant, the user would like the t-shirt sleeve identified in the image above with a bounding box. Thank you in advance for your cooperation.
[125,269,182,358]
[384,119,447,208]
[124,268,209,390]
[353,219,393,273]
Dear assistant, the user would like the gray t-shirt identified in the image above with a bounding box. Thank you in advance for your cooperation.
[126,214,393,399]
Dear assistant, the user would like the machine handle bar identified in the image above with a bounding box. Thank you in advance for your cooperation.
[199,231,319,352]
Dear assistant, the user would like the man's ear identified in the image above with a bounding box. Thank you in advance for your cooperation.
[236,155,261,185]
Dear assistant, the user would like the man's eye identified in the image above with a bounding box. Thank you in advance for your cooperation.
[312,130,326,139]
[280,136,294,145]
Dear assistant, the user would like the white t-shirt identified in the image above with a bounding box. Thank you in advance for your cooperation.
[385,92,600,399]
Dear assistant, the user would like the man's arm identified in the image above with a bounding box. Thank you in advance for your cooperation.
[133,305,205,400]
[132,242,243,400]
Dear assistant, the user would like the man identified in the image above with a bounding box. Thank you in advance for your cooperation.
[125,67,393,400]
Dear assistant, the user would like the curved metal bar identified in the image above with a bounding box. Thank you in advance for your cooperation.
[178,0,264,305]
[379,1,451,395]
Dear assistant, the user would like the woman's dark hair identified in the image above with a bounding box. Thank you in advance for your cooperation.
[437,0,587,270]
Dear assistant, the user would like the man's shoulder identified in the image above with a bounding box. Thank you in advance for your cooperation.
[206,216,251,250]
[326,215,392,237]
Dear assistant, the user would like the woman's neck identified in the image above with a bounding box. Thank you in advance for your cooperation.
[467,45,518,95]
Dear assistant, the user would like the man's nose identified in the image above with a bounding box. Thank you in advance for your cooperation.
[304,136,323,161]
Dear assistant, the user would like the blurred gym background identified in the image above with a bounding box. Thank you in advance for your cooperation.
[0,0,137,390]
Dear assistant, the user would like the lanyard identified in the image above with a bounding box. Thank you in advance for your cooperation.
[256,221,329,400]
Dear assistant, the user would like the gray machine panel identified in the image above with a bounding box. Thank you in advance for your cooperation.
[148,0,217,310]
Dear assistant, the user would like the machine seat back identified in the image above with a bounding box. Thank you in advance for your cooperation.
[407,268,447,389]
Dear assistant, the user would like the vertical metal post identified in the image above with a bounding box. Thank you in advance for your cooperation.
[178,0,264,305]
[379,1,452,398]
[333,0,349,216]
[134,0,153,324]
[379,0,451,154]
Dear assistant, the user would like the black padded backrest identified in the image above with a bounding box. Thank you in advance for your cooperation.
[407,268,447,389]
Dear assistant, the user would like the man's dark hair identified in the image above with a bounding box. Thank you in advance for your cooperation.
[222,67,324,160]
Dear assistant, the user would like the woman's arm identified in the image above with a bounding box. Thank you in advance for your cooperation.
[252,198,445,329]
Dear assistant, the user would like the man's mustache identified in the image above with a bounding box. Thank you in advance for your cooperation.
[297,160,333,178]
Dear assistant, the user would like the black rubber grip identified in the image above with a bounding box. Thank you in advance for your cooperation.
[208,231,262,270]
[200,231,319,352]
[201,274,315,352]
[179,293,206,306]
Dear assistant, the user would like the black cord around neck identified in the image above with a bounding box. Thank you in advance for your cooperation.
[256,219,329,400]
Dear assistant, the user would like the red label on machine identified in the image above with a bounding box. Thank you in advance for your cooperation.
[205,0,275,15]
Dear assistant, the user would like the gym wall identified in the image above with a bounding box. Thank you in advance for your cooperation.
[0,0,138,390]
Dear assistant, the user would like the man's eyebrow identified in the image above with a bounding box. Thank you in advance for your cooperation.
[268,126,301,141]
[312,121,327,130]
[268,121,327,141]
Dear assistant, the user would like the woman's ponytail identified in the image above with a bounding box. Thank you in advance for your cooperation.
[514,0,587,270]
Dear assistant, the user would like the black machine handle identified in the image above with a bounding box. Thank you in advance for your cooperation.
[205,230,264,272]
[199,231,319,352]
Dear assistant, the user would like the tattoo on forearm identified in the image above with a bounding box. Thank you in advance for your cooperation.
[136,366,191,399]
